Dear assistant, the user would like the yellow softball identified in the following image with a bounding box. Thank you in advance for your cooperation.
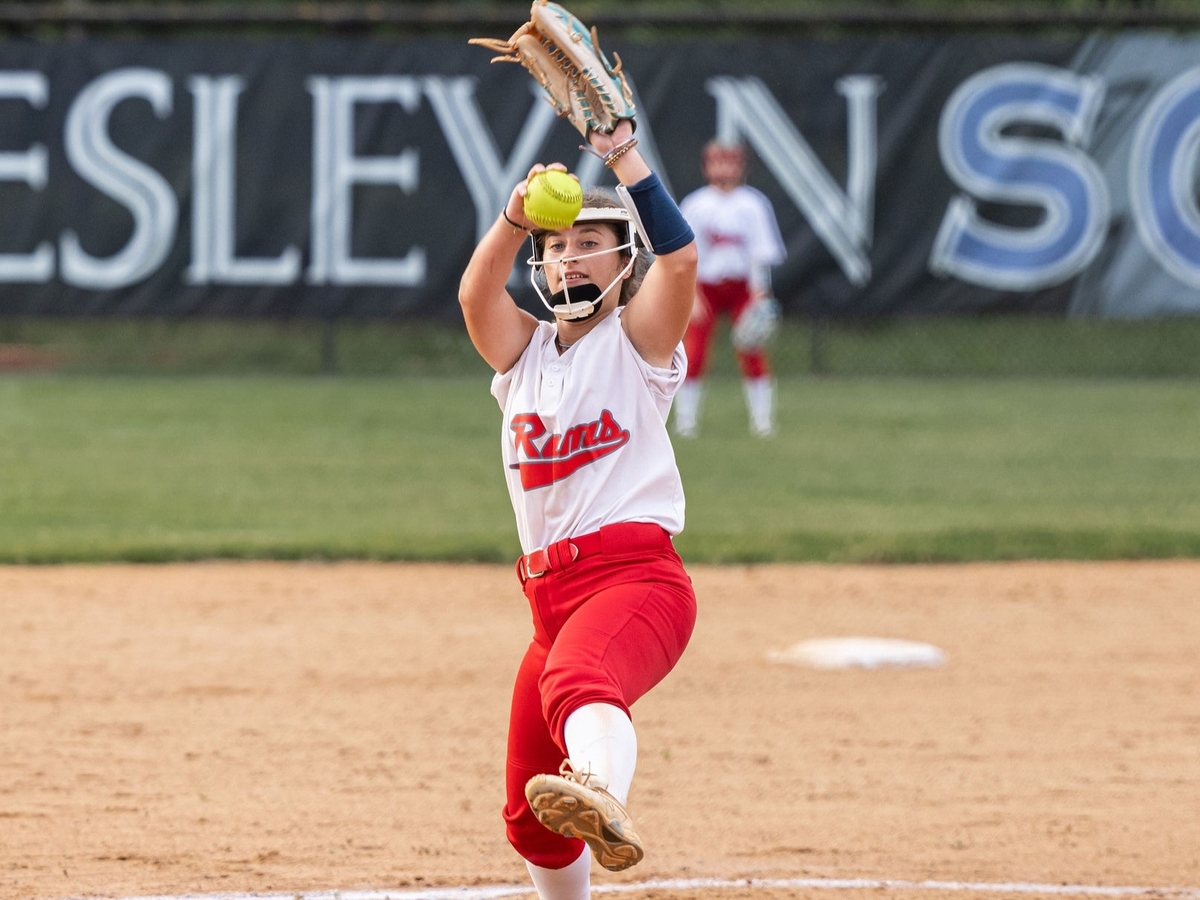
[523,170,584,230]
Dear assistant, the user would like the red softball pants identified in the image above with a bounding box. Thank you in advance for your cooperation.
[684,277,770,380]
[503,522,697,869]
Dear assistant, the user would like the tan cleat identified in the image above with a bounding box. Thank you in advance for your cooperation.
[524,762,644,872]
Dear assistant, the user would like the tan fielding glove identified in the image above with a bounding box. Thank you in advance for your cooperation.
[470,0,636,137]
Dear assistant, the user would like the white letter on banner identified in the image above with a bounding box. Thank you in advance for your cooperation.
[60,68,178,288]
[186,76,300,285]
[707,75,882,287]
[931,63,1109,291]
[423,77,558,243]
[307,76,424,286]
[0,73,52,282]
[1129,66,1200,292]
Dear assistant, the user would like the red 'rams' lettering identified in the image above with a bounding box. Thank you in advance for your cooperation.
[509,409,630,490]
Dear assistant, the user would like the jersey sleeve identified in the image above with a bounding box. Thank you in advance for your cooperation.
[490,322,550,409]
[681,188,716,234]
[745,187,787,268]
[615,308,685,405]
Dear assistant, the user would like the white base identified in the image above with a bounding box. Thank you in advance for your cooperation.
[768,636,947,670]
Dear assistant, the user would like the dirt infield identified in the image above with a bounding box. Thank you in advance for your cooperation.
[2,561,1198,900]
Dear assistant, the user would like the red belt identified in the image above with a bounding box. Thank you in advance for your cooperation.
[517,522,670,583]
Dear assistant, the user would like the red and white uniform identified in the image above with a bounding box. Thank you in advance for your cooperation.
[491,308,697,869]
[681,183,785,286]
[680,184,785,379]
[492,309,686,553]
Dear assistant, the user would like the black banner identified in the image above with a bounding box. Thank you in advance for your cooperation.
[0,33,1198,320]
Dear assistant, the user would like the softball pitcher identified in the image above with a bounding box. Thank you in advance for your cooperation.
[462,10,699,898]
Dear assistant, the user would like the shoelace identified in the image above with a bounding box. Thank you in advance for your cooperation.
[557,758,593,785]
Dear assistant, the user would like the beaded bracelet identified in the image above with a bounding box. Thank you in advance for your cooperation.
[602,137,639,169]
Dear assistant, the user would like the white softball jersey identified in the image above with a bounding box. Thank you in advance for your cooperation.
[491,309,687,555]
[679,185,786,284]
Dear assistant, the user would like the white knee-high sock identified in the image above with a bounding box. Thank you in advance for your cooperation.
[743,376,776,436]
[563,702,638,805]
[526,845,590,900]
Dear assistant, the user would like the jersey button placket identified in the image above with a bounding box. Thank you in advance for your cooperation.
[542,364,565,406]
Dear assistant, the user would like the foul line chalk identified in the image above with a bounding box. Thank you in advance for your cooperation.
[70,875,1200,900]
[622,880,1200,897]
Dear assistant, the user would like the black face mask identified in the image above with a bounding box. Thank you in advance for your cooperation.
[548,282,604,321]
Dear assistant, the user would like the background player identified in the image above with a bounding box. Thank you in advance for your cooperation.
[676,141,787,438]
[458,113,699,900]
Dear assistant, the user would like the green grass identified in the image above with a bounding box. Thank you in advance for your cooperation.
[2,374,1199,564]
[0,376,512,562]
[677,376,1200,561]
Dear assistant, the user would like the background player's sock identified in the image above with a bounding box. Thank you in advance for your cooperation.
[526,845,590,900]
[744,375,776,437]
[563,702,637,804]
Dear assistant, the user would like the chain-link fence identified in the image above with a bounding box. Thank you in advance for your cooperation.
[720,315,1200,378]
[4,314,1200,378]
